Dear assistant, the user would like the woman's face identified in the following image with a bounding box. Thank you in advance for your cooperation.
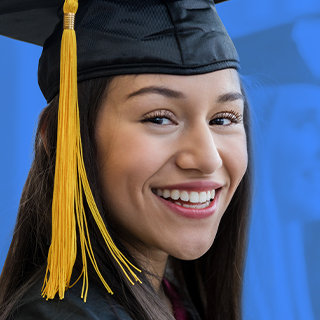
[95,69,248,264]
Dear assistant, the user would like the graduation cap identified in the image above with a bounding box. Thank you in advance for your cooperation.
[0,0,239,301]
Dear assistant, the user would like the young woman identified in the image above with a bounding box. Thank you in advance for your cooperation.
[0,0,252,319]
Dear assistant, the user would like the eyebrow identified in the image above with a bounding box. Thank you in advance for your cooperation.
[126,86,186,100]
[217,92,245,103]
[126,86,244,103]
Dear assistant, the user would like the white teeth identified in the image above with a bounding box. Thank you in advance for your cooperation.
[156,188,217,204]
[163,189,171,198]
[180,191,189,202]
[174,201,211,209]
[189,192,199,203]
[182,201,210,209]
[199,191,207,203]
[170,190,180,200]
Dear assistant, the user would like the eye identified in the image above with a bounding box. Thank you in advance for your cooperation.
[141,110,176,125]
[211,118,232,126]
[146,117,172,125]
[210,110,243,126]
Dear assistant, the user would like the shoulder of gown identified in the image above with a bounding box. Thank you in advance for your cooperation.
[9,278,133,320]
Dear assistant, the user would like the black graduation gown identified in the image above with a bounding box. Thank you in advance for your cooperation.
[10,279,133,320]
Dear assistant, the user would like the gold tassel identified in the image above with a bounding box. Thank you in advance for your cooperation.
[42,0,141,302]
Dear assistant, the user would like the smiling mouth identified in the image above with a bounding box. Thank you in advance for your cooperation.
[151,188,218,209]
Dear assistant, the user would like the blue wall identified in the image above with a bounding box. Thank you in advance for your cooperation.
[0,38,45,268]
[1,1,320,319]
[218,1,320,319]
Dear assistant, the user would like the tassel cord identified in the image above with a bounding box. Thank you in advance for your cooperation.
[42,0,141,302]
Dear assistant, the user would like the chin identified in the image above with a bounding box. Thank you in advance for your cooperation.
[168,235,216,261]
[172,248,211,261]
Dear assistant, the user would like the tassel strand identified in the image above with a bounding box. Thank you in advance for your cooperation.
[42,0,141,302]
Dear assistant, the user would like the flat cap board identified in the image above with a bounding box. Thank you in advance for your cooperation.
[0,0,228,45]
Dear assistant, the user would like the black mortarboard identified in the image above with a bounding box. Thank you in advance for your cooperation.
[0,0,239,102]
[0,0,239,301]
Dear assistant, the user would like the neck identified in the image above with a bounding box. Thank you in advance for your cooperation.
[123,240,169,293]
[128,245,174,314]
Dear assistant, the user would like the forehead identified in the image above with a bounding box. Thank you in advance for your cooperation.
[107,69,241,100]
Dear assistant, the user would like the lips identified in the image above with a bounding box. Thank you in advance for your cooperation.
[151,180,223,218]
[152,188,215,206]
[153,187,220,219]
[151,181,222,217]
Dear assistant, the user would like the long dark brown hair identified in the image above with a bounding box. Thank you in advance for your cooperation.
[0,75,252,320]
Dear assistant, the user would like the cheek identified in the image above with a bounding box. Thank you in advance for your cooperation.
[96,128,171,203]
[220,133,248,189]
[110,132,169,175]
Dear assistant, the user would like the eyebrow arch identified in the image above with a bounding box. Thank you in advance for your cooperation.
[126,86,244,103]
[217,92,245,103]
[126,86,186,100]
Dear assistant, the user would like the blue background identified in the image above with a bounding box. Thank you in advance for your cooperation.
[1,1,319,319]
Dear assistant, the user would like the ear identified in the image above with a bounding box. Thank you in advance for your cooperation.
[40,108,49,155]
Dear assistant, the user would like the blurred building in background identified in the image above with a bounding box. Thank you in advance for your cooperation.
[1,1,319,319]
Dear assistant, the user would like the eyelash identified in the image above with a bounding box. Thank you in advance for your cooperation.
[141,109,243,126]
[141,110,175,125]
[210,110,243,125]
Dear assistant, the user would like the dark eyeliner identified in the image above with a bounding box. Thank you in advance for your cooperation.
[211,110,243,125]
[141,110,174,123]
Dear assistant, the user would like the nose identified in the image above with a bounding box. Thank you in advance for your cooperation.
[175,122,222,174]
